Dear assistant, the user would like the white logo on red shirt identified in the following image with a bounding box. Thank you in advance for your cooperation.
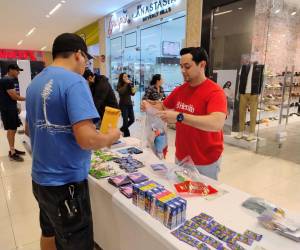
[176,101,195,113]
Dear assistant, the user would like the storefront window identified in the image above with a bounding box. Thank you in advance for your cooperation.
[110,36,122,89]
[140,24,162,92]
[109,12,186,110]
[123,32,140,88]
[209,0,300,164]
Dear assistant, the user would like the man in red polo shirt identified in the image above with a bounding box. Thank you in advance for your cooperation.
[142,47,227,180]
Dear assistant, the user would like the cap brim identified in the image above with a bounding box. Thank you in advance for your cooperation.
[86,53,93,60]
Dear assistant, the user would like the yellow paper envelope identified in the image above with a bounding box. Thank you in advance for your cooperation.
[100,106,121,134]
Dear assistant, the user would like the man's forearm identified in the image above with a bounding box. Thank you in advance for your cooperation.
[85,132,114,150]
[17,96,26,101]
[182,112,226,132]
[12,95,25,101]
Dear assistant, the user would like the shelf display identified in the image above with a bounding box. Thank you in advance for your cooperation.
[234,68,300,141]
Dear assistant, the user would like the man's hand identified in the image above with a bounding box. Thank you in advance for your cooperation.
[73,120,120,150]
[157,110,178,123]
[141,100,165,112]
[106,128,121,147]
[141,100,150,112]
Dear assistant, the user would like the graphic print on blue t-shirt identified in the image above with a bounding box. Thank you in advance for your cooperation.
[35,79,72,134]
[26,66,99,186]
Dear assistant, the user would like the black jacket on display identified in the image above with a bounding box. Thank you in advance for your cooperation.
[239,63,264,95]
[90,74,119,120]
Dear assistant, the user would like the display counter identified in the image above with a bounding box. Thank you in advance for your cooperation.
[89,137,299,250]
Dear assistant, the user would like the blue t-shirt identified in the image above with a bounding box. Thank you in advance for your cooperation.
[26,66,99,186]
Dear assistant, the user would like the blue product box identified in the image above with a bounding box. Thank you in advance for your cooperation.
[164,202,178,229]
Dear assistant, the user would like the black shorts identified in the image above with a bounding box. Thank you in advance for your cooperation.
[0,109,22,130]
[32,180,94,250]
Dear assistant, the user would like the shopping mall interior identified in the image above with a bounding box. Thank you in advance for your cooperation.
[0,0,300,250]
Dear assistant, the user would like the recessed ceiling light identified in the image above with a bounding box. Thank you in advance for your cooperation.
[275,9,280,14]
[17,40,23,46]
[49,3,62,16]
[40,46,47,51]
[26,27,36,37]
[214,10,233,16]
[46,14,50,18]
[291,11,297,16]
[61,0,66,3]
[238,7,243,10]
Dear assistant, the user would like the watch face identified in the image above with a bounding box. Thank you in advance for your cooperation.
[177,113,184,122]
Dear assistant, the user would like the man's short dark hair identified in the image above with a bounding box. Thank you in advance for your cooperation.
[180,47,208,65]
[83,69,94,80]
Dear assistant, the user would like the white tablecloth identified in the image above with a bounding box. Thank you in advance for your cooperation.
[89,138,299,250]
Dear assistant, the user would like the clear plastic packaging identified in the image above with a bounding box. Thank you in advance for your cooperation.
[144,106,168,159]
[242,197,285,215]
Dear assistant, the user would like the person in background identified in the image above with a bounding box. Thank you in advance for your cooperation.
[142,74,166,101]
[83,69,118,122]
[142,47,227,180]
[25,33,120,250]
[0,64,26,162]
[117,72,135,137]
[83,68,95,90]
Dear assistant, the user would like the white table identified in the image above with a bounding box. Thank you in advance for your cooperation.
[89,138,299,250]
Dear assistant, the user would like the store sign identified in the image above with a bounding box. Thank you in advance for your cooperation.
[107,0,185,36]
[0,49,44,61]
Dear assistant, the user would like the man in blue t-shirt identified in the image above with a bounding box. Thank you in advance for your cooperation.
[25,33,120,250]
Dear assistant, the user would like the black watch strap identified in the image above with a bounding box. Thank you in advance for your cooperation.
[176,113,184,122]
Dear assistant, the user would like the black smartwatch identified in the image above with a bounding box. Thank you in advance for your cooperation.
[176,112,184,123]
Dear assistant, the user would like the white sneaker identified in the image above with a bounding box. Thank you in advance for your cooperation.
[235,132,244,139]
[246,133,256,141]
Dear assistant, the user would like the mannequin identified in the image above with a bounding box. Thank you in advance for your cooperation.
[235,61,264,141]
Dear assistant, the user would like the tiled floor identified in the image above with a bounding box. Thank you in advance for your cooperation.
[0,122,300,249]
[0,130,40,250]
[256,119,300,164]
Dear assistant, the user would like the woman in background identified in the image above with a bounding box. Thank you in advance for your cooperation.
[143,74,165,101]
[117,73,135,137]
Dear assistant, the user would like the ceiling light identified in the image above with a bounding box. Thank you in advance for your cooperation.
[46,14,50,18]
[291,11,297,16]
[61,0,66,3]
[17,40,23,46]
[238,7,243,10]
[26,27,36,37]
[275,9,280,14]
[49,3,62,16]
[214,10,233,16]
[40,46,47,51]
